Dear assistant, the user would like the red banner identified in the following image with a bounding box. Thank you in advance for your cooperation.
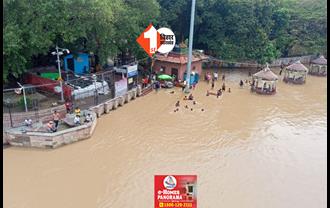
[25,73,72,99]
[155,175,197,208]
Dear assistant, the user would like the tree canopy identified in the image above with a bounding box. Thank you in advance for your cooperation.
[3,0,327,81]
[158,0,327,64]
[3,0,159,82]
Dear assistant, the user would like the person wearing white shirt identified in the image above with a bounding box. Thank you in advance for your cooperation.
[74,115,81,126]
[84,114,92,123]
[213,72,218,80]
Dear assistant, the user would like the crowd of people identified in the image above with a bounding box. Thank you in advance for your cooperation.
[174,93,204,113]
[173,70,234,113]
[44,104,93,133]
[205,71,232,99]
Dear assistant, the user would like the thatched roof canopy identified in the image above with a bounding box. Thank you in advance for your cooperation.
[253,66,278,81]
[286,60,308,72]
[311,55,327,65]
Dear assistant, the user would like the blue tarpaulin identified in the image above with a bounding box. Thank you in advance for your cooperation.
[184,73,200,85]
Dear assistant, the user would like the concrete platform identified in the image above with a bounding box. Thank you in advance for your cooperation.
[4,111,97,149]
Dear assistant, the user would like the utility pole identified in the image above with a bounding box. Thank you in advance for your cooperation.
[92,74,98,105]
[52,45,70,102]
[56,45,64,102]
[184,0,197,93]
[17,82,28,112]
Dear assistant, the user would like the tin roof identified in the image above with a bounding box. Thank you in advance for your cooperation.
[311,55,327,65]
[286,60,308,72]
[253,66,278,81]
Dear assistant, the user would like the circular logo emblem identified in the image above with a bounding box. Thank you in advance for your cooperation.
[163,175,177,190]
[157,27,176,54]
[137,24,176,57]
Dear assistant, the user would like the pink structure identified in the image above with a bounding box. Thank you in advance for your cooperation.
[153,51,207,81]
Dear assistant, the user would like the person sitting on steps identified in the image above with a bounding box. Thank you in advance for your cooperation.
[74,115,81,126]
[84,113,93,123]
[47,121,57,133]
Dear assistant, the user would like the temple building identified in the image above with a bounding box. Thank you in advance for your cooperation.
[153,44,208,84]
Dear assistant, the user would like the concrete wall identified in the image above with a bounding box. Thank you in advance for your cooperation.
[205,55,317,69]
[4,112,97,149]
[4,86,145,148]
[88,87,140,117]
[270,55,317,66]
[3,105,66,128]
[3,105,66,145]
[153,61,202,81]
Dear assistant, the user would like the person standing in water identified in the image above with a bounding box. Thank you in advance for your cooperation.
[239,80,244,87]
[280,63,284,75]
[155,81,160,92]
[217,89,222,98]
[207,72,211,83]
[213,71,218,80]
[222,74,225,81]
[192,83,196,90]
[188,94,194,100]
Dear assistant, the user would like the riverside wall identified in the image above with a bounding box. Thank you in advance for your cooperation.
[3,85,151,146]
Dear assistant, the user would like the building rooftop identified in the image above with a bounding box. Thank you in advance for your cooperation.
[253,66,278,81]
[286,60,308,72]
[311,55,327,65]
[155,51,208,64]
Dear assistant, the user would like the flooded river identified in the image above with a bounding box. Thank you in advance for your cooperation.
[4,68,327,208]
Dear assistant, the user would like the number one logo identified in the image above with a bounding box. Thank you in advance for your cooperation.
[136,24,161,57]
[144,26,157,53]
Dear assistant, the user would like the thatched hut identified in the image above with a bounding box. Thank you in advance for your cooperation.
[251,65,278,95]
[283,60,308,84]
[309,55,327,76]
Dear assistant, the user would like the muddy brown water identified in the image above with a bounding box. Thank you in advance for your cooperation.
[4,68,327,208]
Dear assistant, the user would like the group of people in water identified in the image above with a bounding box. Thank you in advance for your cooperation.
[174,71,228,112]
[205,71,226,83]
[174,93,204,113]
[206,71,232,98]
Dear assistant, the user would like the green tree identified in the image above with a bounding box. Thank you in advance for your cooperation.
[157,0,327,63]
[3,0,160,82]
